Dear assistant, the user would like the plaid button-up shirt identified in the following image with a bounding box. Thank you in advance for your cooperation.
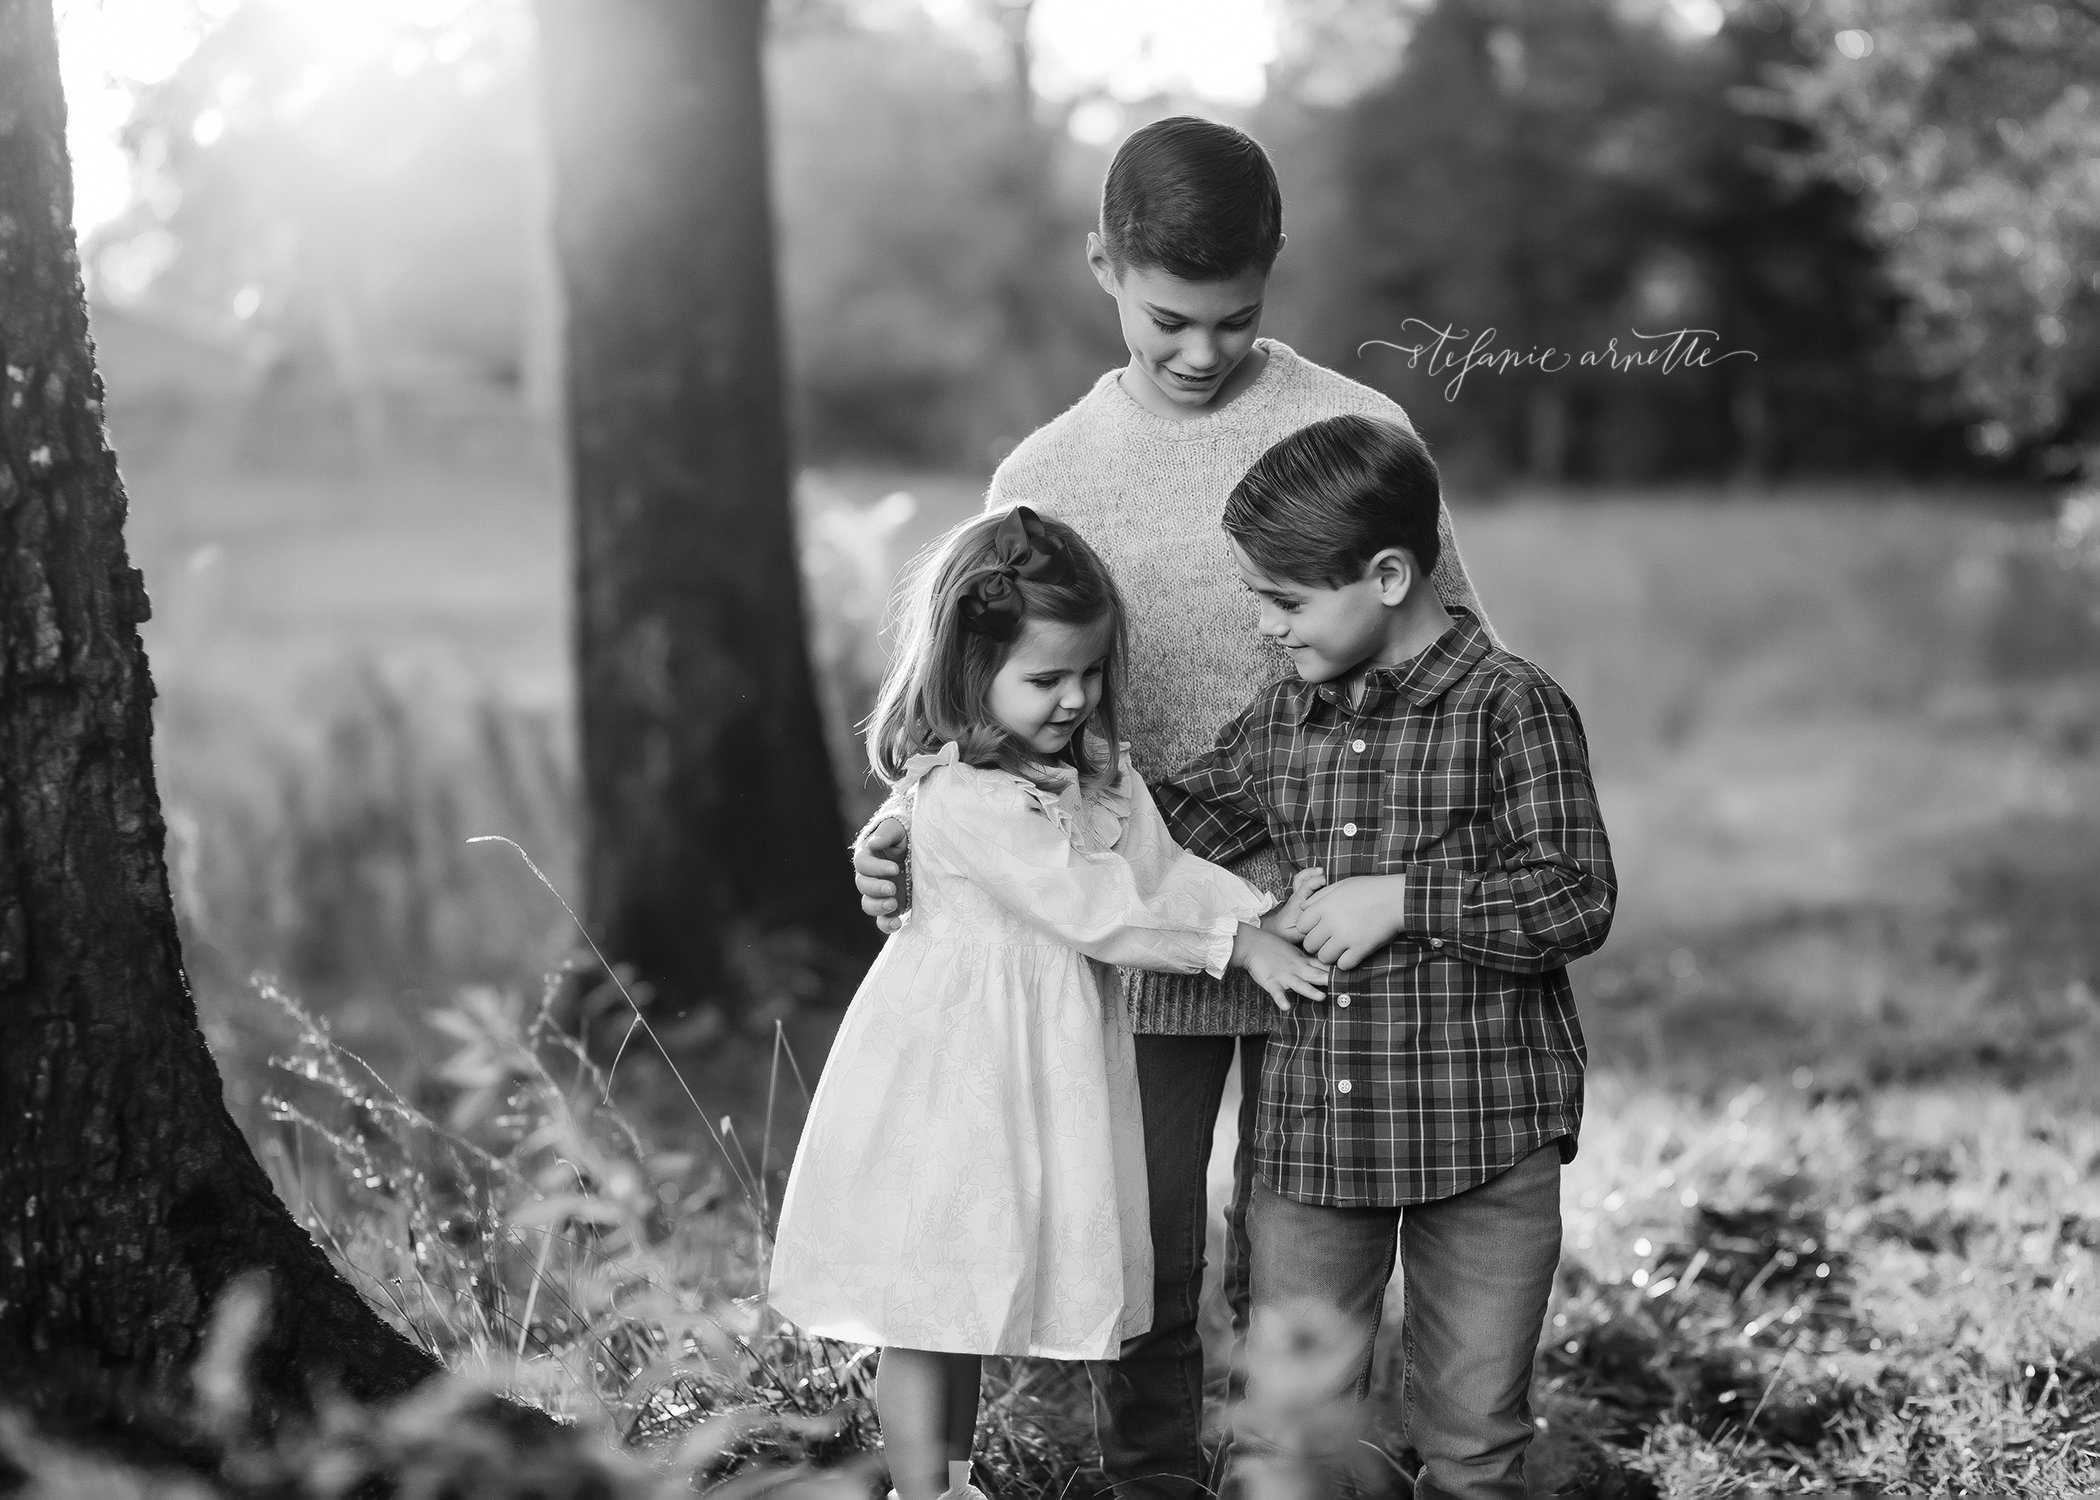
[1154,611,1615,1208]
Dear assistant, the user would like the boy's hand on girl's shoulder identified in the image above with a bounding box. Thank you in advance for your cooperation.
[854,817,908,934]
[1296,873,1409,971]
[1231,923,1330,1012]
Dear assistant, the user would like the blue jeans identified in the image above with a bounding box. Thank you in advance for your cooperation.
[1088,1032,1268,1500]
[1235,1145,1563,1500]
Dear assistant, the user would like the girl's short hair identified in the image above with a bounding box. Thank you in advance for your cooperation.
[1100,116,1283,281]
[868,508,1127,789]
[1224,414,1443,588]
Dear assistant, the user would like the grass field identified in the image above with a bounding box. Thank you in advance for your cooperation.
[103,387,2100,1493]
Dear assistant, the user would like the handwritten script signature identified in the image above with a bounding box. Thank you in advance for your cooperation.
[1359,321,1758,402]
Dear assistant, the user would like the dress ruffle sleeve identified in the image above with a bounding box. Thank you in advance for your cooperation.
[913,747,1272,978]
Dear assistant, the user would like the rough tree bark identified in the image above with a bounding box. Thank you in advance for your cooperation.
[536,0,869,1017]
[0,0,436,1431]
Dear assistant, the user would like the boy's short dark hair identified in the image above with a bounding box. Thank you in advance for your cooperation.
[1100,116,1283,281]
[1224,414,1443,588]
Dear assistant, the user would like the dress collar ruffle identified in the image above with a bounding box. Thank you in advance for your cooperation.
[897,740,961,791]
[901,740,1134,852]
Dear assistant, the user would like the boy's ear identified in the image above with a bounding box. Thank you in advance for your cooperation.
[1368,547,1416,604]
[1085,232,1120,295]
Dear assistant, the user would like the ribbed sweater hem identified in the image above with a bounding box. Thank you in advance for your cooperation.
[1124,967,1276,1036]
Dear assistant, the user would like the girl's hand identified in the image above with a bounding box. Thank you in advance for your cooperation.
[1264,866,1328,940]
[1231,923,1330,1011]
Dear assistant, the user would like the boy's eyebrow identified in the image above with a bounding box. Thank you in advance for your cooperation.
[1142,299,1263,321]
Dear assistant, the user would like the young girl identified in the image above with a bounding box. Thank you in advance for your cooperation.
[767,505,1327,1500]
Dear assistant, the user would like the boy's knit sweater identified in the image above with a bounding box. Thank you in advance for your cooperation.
[985,339,1492,1037]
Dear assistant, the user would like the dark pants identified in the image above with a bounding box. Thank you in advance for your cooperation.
[1235,1145,1564,1500]
[1088,1031,1268,1500]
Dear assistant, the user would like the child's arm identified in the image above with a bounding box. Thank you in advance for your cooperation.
[1148,703,1274,867]
[1114,766,1327,1008]
[915,769,1306,990]
[1298,682,1615,975]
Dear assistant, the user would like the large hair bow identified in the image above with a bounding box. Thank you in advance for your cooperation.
[958,505,1076,641]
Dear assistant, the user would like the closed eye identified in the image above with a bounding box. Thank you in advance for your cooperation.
[1148,307,1259,333]
[1243,583,1302,612]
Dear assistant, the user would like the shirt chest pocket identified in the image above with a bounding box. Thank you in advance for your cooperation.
[1382,772,1491,862]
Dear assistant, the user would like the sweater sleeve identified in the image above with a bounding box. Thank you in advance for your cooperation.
[1359,388,1497,647]
[1427,498,1496,648]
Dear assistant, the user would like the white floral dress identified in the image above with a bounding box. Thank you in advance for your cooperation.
[766,742,1273,1359]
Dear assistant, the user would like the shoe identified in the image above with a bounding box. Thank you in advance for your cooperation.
[885,1462,987,1500]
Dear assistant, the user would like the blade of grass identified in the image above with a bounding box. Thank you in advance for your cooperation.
[467,835,762,1206]
[516,1222,557,1366]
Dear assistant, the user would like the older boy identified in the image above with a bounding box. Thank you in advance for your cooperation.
[854,119,1491,1498]
[1155,414,1615,1500]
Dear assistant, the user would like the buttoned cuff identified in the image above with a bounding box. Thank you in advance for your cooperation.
[1401,864,1464,938]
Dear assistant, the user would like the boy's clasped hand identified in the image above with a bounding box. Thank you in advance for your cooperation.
[1239,863,1410,1010]
[1286,868,1413,971]
[1260,865,1411,983]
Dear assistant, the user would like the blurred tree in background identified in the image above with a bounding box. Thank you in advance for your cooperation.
[1259,0,1985,483]
[107,2,547,457]
[97,0,1118,473]
[1785,0,2100,476]
[771,2,1119,465]
[89,0,2087,484]
[536,0,870,1020]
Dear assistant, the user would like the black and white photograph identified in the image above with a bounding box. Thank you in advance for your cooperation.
[1,0,2096,1495]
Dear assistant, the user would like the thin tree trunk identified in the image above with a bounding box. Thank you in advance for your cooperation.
[536,0,868,1017]
[0,0,436,1431]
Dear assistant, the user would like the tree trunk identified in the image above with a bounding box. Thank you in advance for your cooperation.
[536,0,868,1017]
[0,0,436,1432]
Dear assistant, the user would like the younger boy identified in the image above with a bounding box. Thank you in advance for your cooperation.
[1154,414,1616,1500]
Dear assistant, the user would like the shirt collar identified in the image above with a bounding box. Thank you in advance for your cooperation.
[1283,609,1493,724]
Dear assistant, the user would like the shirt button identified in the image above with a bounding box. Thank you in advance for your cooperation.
[1337,1080,1352,1094]
[1336,994,1351,1008]
[1430,938,1445,949]
[1342,822,1358,836]
[1351,738,1367,753]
